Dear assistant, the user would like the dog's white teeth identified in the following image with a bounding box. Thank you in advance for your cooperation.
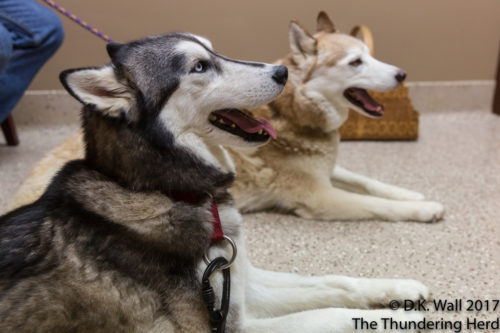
[258,130,263,135]
[219,119,225,124]
[376,106,382,111]
[231,124,236,128]
[210,115,217,121]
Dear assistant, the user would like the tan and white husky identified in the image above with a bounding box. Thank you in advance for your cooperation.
[228,12,445,222]
[10,12,444,222]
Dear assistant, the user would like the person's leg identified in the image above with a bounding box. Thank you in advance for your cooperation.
[0,23,17,145]
[0,24,13,76]
[0,0,64,123]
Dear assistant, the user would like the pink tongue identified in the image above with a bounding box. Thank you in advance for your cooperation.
[213,109,277,139]
[352,88,384,113]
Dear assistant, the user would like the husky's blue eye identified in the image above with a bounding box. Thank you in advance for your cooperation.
[192,61,207,73]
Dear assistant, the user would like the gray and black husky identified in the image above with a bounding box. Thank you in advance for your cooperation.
[0,33,426,332]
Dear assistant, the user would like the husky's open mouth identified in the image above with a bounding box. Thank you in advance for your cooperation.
[344,88,384,118]
[209,109,277,142]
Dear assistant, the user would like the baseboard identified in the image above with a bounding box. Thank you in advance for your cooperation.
[407,80,495,113]
[11,90,80,127]
[10,80,496,127]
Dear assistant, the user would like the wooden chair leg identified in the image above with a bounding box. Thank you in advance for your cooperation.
[1,114,20,146]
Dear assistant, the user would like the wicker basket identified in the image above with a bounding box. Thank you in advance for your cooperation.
[338,25,419,140]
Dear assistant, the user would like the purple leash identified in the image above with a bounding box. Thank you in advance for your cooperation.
[41,0,115,43]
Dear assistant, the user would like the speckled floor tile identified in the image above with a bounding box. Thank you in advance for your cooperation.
[1,103,499,326]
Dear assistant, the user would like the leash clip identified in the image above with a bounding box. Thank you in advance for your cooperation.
[202,257,231,333]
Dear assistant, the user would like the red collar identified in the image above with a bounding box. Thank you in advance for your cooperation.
[170,192,224,244]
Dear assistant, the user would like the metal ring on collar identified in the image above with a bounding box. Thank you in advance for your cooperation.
[204,235,237,270]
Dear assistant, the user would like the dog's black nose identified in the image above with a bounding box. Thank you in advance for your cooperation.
[272,66,288,85]
[395,71,407,83]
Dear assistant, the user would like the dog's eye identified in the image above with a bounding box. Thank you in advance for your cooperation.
[349,58,363,67]
[192,61,208,73]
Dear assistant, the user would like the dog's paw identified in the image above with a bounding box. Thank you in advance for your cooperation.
[357,278,430,307]
[413,201,445,222]
[384,279,430,303]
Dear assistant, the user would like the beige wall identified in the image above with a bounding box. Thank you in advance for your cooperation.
[30,0,500,90]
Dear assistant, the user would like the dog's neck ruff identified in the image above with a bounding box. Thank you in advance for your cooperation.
[82,110,235,201]
[170,192,224,244]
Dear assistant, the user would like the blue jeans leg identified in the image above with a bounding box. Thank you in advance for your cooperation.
[0,24,12,76]
[0,0,64,123]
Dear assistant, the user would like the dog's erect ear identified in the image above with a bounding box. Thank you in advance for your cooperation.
[316,11,336,33]
[60,66,132,117]
[289,20,317,58]
[106,42,124,61]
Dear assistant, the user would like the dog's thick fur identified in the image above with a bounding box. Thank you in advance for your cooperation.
[227,13,445,222]
[229,13,445,222]
[9,13,444,223]
[1,31,429,332]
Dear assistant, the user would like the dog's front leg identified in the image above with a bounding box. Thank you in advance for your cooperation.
[331,165,426,201]
[242,307,425,333]
[246,265,428,318]
[286,179,444,222]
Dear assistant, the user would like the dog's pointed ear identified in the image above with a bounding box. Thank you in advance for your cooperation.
[316,11,336,33]
[106,42,123,60]
[60,66,132,117]
[289,20,317,58]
